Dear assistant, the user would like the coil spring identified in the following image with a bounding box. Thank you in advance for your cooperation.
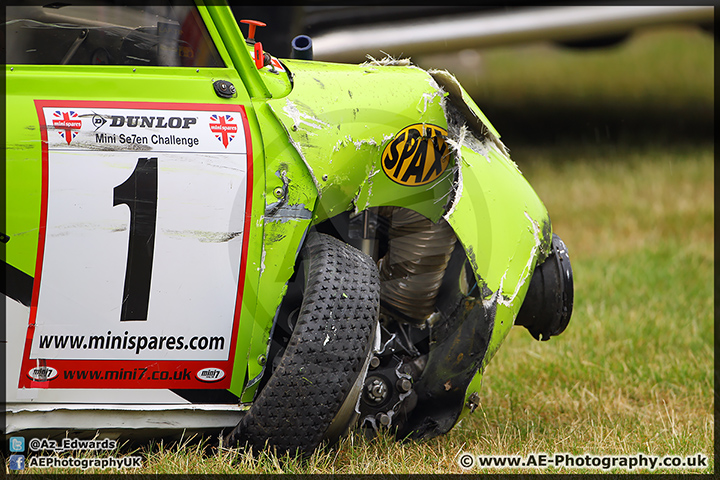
[378,207,457,325]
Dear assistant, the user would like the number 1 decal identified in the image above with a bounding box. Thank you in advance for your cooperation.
[113,157,158,321]
[25,102,251,390]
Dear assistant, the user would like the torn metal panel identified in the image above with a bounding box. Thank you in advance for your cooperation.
[435,77,553,426]
[446,146,550,351]
[430,69,505,154]
[397,296,495,440]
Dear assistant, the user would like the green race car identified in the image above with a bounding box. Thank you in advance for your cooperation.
[4,1,573,455]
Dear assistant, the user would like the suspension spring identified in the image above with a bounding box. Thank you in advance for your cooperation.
[378,207,457,325]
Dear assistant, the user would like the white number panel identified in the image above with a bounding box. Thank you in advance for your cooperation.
[20,101,253,389]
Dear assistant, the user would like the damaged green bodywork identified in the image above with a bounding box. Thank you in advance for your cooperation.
[4,1,554,435]
[267,59,454,223]
[256,56,552,423]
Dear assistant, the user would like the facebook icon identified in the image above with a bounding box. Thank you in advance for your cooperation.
[9,454,25,470]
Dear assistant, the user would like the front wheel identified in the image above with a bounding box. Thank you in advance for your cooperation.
[224,233,379,456]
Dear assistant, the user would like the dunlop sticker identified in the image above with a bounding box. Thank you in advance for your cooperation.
[381,124,450,186]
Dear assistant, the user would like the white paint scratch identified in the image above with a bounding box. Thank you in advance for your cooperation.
[333,135,379,153]
[353,137,378,150]
[259,246,267,275]
[283,99,330,132]
[332,137,347,153]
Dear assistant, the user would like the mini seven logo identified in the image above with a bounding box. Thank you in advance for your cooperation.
[209,114,238,148]
[27,366,58,381]
[53,111,82,144]
[381,124,451,186]
[196,367,225,382]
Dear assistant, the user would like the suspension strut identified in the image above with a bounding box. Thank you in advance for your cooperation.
[377,207,457,325]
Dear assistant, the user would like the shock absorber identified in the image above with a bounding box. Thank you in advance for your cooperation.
[378,207,457,325]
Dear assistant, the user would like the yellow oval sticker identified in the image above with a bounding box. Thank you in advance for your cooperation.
[381,124,450,186]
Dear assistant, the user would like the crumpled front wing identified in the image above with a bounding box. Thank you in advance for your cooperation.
[263,59,553,437]
[403,71,553,438]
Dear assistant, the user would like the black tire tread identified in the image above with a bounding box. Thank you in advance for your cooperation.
[225,233,379,455]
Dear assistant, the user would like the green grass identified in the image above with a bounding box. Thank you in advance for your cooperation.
[465,145,714,474]
[10,24,713,475]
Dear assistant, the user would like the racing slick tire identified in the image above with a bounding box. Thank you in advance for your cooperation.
[223,233,380,456]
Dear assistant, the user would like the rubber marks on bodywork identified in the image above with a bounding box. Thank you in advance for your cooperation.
[381,124,450,186]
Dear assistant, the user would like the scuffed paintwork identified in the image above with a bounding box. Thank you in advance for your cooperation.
[265,168,314,224]
[282,99,331,133]
[164,229,243,243]
[352,137,378,150]
[259,247,266,274]
[332,134,379,153]
[269,58,454,223]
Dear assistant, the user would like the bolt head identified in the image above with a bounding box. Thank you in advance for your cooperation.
[377,413,391,426]
[397,378,412,393]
